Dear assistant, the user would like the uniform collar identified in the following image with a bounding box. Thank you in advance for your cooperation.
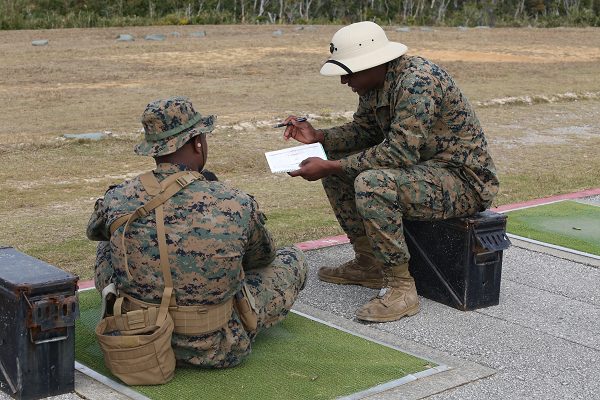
[154,162,196,174]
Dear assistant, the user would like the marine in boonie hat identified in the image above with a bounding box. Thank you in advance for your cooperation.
[134,96,216,157]
[320,21,408,76]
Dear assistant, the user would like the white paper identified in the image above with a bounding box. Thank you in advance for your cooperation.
[264,142,328,173]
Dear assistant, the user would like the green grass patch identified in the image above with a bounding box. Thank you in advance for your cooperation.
[76,290,433,400]
[506,201,600,256]
[265,208,343,246]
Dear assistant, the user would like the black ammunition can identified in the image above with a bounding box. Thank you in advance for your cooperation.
[404,210,511,311]
[0,247,79,400]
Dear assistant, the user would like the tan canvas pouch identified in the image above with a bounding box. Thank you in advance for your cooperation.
[233,281,258,333]
[95,300,176,385]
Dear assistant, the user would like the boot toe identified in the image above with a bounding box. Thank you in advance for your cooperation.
[355,288,420,322]
[317,263,384,289]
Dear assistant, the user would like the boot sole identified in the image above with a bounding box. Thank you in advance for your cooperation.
[317,272,383,289]
[355,304,420,323]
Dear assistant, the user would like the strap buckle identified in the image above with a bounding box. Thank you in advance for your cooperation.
[175,172,198,188]
[175,175,192,188]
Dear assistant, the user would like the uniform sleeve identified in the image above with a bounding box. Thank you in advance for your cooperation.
[242,198,276,270]
[340,70,439,176]
[321,95,383,154]
[94,241,115,292]
[86,197,111,241]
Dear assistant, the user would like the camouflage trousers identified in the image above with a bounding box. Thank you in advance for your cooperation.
[244,246,308,331]
[322,163,486,267]
[174,246,308,368]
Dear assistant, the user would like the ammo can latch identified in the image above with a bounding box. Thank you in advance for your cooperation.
[474,227,511,252]
[24,293,80,344]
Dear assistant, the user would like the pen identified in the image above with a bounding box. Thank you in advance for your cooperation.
[273,117,307,128]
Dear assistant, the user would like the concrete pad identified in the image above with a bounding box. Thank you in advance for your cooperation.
[298,242,600,399]
[508,235,600,268]
[74,369,132,400]
[576,194,600,207]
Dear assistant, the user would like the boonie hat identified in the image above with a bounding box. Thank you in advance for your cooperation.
[134,96,215,157]
[320,21,408,76]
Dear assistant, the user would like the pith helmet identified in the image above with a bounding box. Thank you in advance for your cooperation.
[320,21,408,76]
[134,96,215,157]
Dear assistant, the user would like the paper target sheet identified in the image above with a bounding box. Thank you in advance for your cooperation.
[265,142,328,173]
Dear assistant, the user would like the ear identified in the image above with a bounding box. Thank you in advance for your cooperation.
[192,135,203,154]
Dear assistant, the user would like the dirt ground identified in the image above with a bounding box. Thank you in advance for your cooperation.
[1,25,600,139]
[0,25,599,278]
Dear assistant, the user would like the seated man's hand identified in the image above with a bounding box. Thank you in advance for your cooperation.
[288,157,341,181]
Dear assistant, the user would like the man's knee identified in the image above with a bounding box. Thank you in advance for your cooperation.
[354,169,399,194]
[354,170,400,217]
[276,246,308,287]
[250,246,307,291]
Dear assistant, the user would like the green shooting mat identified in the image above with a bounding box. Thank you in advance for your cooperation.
[76,289,434,400]
[506,200,600,256]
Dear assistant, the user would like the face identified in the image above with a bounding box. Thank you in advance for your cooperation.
[340,64,387,96]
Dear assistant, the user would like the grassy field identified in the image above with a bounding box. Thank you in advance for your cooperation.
[1,25,599,280]
[506,201,600,256]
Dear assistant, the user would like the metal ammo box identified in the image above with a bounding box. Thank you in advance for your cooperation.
[404,210,511,311]
[0,246,79,400]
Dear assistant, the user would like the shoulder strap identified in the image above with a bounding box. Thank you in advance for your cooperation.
[139,171,162,195]
[112,204,174,326]
[115,170,201,280]
[155,204,175,318]
[109,171,201,235]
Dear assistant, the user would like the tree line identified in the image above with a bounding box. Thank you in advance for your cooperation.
[1,0,599,29]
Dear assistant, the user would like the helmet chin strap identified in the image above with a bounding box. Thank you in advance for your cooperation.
[325,59,353,75]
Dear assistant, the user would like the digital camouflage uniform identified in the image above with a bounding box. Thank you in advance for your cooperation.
[87,97,307,368]
[321,55,499,268]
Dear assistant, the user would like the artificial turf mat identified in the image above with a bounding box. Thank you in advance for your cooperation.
[506,200,600,256]
[76,289,433,400]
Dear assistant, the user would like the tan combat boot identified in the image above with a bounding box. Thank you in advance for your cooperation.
[355,263,420,322]
[317,237,384,289]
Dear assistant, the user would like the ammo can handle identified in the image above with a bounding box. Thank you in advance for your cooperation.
[29,331,69,345]
[23,293,78,344]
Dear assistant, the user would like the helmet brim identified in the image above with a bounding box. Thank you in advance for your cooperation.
[134,115,215,157]
[320,42,408,76]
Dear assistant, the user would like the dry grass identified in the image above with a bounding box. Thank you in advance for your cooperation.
[1,25,599,279]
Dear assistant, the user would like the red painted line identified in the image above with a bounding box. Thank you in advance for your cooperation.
[79,280,95,290]
[296,234,350,251]
[492,187,600,213]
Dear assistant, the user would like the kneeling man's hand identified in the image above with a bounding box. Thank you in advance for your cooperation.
[288,158,341,181]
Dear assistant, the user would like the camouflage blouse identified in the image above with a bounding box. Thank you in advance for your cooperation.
[87,163,275,305]
[321,55,499,203]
